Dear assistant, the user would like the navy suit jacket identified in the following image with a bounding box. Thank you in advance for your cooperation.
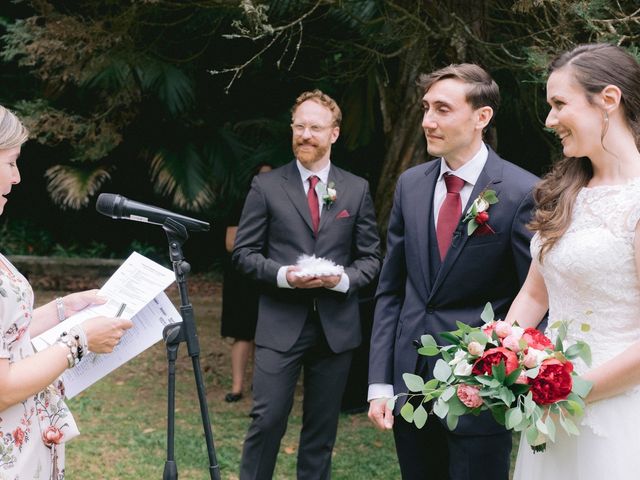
[369,146,539,435]
[233,160,381,354]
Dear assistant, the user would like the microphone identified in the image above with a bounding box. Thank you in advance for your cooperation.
[96,193,210,232]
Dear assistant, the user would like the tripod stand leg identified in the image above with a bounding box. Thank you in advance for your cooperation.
[163,324,182,480]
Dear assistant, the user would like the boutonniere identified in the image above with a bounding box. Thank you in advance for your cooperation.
[321,181,337,209]
[463,189,498,236]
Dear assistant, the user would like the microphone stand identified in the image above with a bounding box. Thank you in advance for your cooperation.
[161,217,220,480]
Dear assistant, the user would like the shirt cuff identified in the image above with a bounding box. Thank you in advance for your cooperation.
[368,383,394,402]
[277,266,295,289]
[328,272,349,293]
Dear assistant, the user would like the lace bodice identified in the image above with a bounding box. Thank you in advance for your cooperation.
[531,178,640,435]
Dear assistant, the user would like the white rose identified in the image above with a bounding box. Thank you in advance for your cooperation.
[475,198,490,212]
[511,326,524,340]
[454,361,473,376]
[449,349,467,366]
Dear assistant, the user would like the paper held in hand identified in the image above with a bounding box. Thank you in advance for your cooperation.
[31,252,181,398]
[292,254,344,277]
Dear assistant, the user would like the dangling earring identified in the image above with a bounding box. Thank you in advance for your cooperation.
[600,110,610,148]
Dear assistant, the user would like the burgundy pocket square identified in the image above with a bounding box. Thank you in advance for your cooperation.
[336,209,350,219]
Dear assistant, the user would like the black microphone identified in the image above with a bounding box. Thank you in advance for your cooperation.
[96,193,210,232]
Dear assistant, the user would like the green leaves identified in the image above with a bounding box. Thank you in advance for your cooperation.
[402,373,425,393]
[417,334,439,356]
[481,302,494,323]
[433,359,452,382]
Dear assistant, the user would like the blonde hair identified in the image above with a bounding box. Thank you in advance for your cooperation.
[0,105,29,150]
[291,89,342,127]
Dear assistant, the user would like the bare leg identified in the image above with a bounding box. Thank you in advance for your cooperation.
[230,339,254,394]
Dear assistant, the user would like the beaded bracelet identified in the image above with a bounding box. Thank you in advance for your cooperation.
[55,297,65,323]
[57,331,80,368]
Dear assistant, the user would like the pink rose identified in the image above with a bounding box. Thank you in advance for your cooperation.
[457,384,483,408]
[42,426,64,446]
[523,349,541,368]
[515,372,529,385]
[502,335,521,352]
[467,341,484,356]
[494,322,512,339]
[482,322,497,338]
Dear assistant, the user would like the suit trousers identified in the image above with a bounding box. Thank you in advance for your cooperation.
[393,414,511,480]
[239,313,353,480]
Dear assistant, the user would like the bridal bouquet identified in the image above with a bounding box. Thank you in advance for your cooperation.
[391,304,592,452]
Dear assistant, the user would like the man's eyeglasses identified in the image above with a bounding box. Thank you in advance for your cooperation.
[291,123,333,136]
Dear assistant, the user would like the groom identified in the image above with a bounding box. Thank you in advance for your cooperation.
[368,64,539,479]
[233,89,381,479]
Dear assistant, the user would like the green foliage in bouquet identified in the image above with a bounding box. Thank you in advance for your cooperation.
[389,303,593,452]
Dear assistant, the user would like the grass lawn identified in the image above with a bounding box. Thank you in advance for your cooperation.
[33,284,400,479]
[35,281,520,479]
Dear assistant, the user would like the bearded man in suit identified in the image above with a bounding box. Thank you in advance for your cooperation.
[233,89,381,480]
[367,64,539,480]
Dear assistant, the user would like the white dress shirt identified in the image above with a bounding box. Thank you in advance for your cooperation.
[368,144,488,402]
[276,160,350,292]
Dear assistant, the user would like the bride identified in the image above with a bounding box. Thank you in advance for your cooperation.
[506,43,640,479]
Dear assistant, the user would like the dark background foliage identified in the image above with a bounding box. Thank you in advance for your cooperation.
[0,0,638,270]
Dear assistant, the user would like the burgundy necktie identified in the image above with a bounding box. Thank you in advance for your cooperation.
[308,175,320,234]
[436,174,465,260]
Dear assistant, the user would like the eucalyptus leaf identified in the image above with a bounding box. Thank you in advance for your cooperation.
[536,418,548,435]
[446,413,459,430]
[560,416,580,436]
[413,404,428,428]
[448,394,469,416]
[480,302,495,323]
[483,190,498,204]
[403,373,425,392]
[420,334,437,348]
[525,425,540,446]
[400,402,414,422]
[580,323,591,332]
[433,398,449,418]
[433,359,453,382]
[439,332,462,345]
[424,378,440,391]
[505,407,523,429]
[417,346,440,356]
[545,415,556,442]
[571,375,593,397]
[469,331,489,346]
[441,386,456,402]
[467,220,478,236]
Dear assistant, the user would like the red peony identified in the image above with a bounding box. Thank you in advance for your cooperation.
[522,328,553,350]
[12,427,25,447]
[472,347,519,376]
[42,426,64,446]
[528,358,573,405]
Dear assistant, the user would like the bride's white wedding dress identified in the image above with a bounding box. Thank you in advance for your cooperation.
[514,179,640,480]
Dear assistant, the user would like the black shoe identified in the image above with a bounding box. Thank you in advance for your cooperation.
[225,392,243,402]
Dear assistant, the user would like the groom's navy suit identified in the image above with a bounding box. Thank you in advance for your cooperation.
[234,160,381,479]
[369,146,538,479]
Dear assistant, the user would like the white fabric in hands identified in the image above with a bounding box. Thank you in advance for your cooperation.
[514,179,640,479]
[292,254,344,277]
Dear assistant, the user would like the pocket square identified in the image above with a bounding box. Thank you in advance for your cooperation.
[336,209,350,219]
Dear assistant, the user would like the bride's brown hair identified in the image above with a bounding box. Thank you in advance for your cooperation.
[531,44,640,261]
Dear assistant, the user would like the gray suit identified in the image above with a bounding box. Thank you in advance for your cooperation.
[233,160,381,479]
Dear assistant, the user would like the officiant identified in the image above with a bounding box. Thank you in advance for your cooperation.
[232,89,381,480]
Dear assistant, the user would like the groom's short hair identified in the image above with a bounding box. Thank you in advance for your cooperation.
[417,63,500,114]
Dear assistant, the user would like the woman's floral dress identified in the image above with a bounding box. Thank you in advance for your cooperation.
[0,254,79,479]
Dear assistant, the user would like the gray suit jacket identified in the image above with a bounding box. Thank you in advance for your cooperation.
[233,160,381,354]
[369,146,539,435]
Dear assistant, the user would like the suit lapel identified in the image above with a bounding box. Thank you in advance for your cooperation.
[281,161,315,234]
[318,166,342,233]
[415,162,440,296]
[429,150,504,298]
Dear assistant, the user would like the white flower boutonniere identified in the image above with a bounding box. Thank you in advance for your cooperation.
[462,189,499,236]
[321,181,337,209]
